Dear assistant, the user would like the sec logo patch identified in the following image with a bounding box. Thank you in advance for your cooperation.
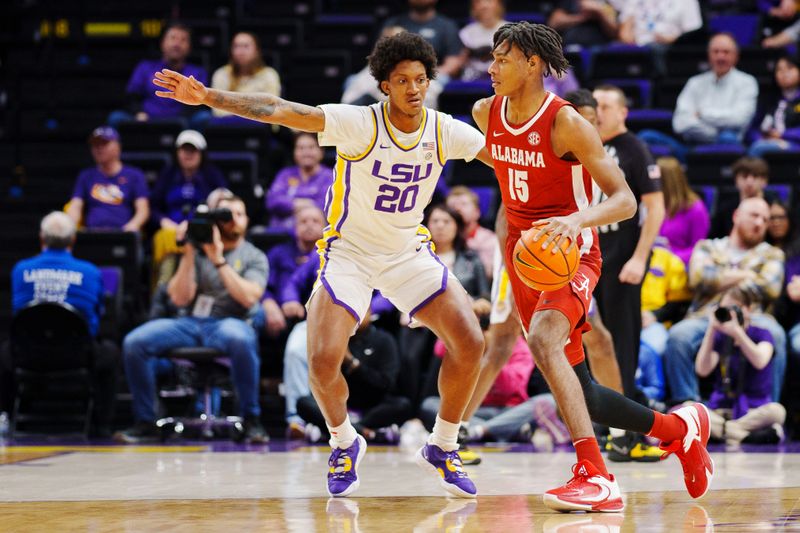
[528,131,540,146]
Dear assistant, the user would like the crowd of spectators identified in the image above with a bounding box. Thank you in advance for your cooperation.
[4,0,800,446]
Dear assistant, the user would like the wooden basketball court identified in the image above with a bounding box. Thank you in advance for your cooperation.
[1,441,798,531]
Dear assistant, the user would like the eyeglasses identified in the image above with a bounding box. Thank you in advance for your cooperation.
[770,214,788,221]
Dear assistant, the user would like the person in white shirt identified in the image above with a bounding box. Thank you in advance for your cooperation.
[618,0,703,47]
[459,0,508,81]
[153,31,494,499]
[672,33,758,144]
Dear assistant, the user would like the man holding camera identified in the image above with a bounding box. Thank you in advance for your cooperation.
[115,195,268,443]
[695,287,786,445]
[663,197,787,405]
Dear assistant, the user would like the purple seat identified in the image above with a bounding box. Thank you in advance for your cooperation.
[709,15,760,47]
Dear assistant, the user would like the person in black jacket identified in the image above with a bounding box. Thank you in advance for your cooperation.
[296,309,412,442]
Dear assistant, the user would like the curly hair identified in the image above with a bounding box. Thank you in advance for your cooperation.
[492,21,569,78]
[368,31,438,95]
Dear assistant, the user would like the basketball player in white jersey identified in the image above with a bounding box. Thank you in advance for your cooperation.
[154,32,494,498]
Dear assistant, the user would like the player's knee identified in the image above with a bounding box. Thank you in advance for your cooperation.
[307,348,341,386]
[450,328,485,365]
[527,332,561,367]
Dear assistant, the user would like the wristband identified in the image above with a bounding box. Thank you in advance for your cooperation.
[214,260,227,269]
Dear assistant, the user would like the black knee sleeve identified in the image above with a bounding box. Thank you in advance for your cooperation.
[573,361,655,434]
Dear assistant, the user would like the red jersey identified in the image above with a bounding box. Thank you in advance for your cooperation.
[487,92,600,267]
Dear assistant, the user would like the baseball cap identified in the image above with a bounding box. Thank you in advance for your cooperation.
[175,129,207,150]
[88,126,120,143]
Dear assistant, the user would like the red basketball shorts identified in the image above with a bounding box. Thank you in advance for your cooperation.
[505,236,600,366]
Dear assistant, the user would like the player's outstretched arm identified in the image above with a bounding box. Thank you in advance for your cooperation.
[153,69,325,132]
[554,106,636,229]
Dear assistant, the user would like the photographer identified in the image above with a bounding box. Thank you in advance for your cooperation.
[696,288,786,445]
[115,195,268,444]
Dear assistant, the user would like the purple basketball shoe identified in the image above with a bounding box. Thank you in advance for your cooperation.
[415,443,477,498]
[327,435,367,497]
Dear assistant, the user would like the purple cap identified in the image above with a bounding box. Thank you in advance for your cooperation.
[88,126,120,143]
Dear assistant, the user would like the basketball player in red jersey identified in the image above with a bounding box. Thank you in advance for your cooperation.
[472,22,714,513]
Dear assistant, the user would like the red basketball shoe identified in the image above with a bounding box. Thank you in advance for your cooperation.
[543,460,624,513]
[659,403,715,499]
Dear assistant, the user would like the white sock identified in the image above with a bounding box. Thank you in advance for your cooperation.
[327,415,358,449]
[609,427,626,438]
[429,415,460,451]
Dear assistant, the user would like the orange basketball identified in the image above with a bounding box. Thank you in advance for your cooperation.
[512,229,579,291]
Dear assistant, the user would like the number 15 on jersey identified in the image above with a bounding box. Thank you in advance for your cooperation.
[508,169,529,202]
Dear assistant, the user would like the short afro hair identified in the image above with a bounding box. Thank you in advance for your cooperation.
[368,31,438,95]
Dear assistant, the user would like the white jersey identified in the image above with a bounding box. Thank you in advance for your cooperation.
[317,102,485,256]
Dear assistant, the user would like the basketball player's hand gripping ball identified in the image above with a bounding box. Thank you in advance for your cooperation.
[513,216,580,291]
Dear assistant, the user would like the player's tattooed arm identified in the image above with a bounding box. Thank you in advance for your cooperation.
[207,91,325,131]
[153,69,325,132]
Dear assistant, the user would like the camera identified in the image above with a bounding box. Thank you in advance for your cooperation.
[185,204,232,245]
[714,304,744,326]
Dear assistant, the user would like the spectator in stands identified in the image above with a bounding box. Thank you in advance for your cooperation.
[383,0,465,82]
[767,199,796,252]
[66,126,149,232]
[696,287,786,445]
[151,130,226,230]
[663,197,787,405]
[459,0,508,82]
[656,156,710,266]
[780,238,800,370]
[114,195,268,444]
[266,132,333,231]
[261,205,325,338]
[2,212,118,437]
[422,334,569,445]
[617,0,703,47]
[672,33,758,145]
[763,11,800,48]
[547,0,619,48]
[748,55,800,157]
[110,22,208,127]
[210,32,281,125]
[426,204,490,317]
[639,239,694,405]
[150,129,226,268]
[445,186,495,278]
[296,309,412,443]
[710,156,777,239]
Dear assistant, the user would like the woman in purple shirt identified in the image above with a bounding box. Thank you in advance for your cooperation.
[657,156,710,265]
[266,132,333,231]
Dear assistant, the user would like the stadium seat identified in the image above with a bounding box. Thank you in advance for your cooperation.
[709,14,760,47]
[247,227,294,254]
[766,183,794,203]
[120,151,171,184]
[98,266,124,342]
[116,120,184,151]
[738,47,784,79]
[10,301,94,438]
[470,185,500,226]
[438,80,492,116]
[763,150,800,184]
[590,45,656,79]
[308,15,376,73]
[238,19,304,54]
[665,47,707,78]
[207,151,262,219]
[627,109,673,135]
[692,185,719,218]
[591,79,652,108]
[654,78,688,109]
[283,50,351,105]
[686,145,745,184]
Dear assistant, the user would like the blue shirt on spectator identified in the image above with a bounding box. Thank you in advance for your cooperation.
[150,164,227,225]
[72,165,149,229]
[12,249,103,336]
[127,60,208,118]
